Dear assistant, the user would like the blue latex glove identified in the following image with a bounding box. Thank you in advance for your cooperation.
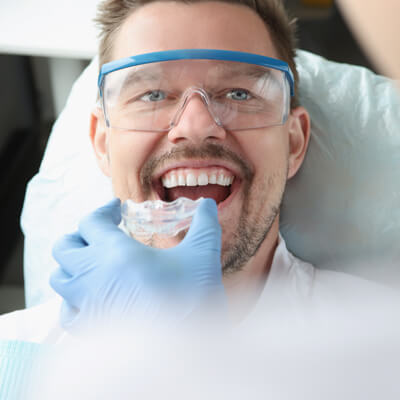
[50,198,226,332]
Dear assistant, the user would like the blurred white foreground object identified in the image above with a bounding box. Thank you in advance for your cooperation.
[30,296,400,400]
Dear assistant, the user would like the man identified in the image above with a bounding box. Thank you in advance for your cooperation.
[3,3,400,397]
[0,0,391,339]
[50,0,314,329]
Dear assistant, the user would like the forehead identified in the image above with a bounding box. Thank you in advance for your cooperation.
[112,1,278,61]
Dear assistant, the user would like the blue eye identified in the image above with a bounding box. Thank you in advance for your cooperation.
[226,89,252,101]
[140,90,166,102]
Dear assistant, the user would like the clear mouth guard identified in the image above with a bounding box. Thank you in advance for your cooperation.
[121,197,202,238]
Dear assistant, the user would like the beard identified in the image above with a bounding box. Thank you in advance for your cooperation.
[221,168,287,275]
[139,141,288,275]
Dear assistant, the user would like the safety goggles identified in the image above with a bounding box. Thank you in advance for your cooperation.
[98,49,294,132]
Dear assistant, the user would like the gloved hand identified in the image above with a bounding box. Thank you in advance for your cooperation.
[50,198,226,333]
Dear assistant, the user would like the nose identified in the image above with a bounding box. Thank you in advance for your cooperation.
[167,89,226,144]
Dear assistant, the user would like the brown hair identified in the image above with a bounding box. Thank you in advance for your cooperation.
[95,0,299,106]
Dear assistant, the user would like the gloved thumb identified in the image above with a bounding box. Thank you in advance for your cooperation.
[183,198,221,251]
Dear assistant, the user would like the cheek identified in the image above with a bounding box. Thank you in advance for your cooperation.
[239,130,289,176]
[107,132,162,201]
[240,132,289,217]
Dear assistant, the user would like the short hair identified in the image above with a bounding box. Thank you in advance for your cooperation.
[95,0,299,107]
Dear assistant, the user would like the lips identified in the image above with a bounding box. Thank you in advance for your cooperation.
[153,164,239,205]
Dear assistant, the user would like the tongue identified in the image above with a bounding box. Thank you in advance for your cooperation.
[165,184,230,204]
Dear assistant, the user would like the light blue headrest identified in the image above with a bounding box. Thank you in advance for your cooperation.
[282,50,400,286]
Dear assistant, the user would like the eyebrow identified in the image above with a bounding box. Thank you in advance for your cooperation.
[120,68,161,87]
[208,63,272,81]
[104,69,160,99]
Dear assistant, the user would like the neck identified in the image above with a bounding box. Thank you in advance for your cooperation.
[222,216,280,323]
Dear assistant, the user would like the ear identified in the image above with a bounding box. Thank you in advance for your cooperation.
[287,106,311,179]
[90,106,111,177]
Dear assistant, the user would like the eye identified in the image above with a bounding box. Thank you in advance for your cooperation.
[140,90,166,102]
[226,89,252,101]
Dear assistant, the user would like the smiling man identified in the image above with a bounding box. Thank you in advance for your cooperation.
[83,0,310,318]
[3,3,400,396]
[1,0,389,341]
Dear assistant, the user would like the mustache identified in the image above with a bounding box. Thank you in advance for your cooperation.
[140,143,253,190]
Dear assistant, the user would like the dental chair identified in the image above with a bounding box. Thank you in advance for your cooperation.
[21,50,400,307]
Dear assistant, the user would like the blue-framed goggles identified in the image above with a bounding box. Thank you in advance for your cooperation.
[98,49,295,132]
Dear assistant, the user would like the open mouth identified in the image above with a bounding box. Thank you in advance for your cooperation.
[153,166,239,206]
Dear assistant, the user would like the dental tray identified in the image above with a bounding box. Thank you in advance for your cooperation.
[121,197,202,237]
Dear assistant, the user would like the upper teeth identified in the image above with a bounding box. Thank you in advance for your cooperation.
[162,168,234,188]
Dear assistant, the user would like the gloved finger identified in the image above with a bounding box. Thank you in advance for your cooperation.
[52,232,88,275]
[78,198,124,244]
[53,231,87,255]
[49,267,84,307]
[182,198,221,251]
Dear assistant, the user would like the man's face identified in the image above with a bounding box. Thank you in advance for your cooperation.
[92,1,309,276]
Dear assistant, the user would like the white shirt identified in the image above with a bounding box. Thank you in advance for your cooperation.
[0,234,394,343]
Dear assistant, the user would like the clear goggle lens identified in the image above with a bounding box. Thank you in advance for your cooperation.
[101,59,290,132]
